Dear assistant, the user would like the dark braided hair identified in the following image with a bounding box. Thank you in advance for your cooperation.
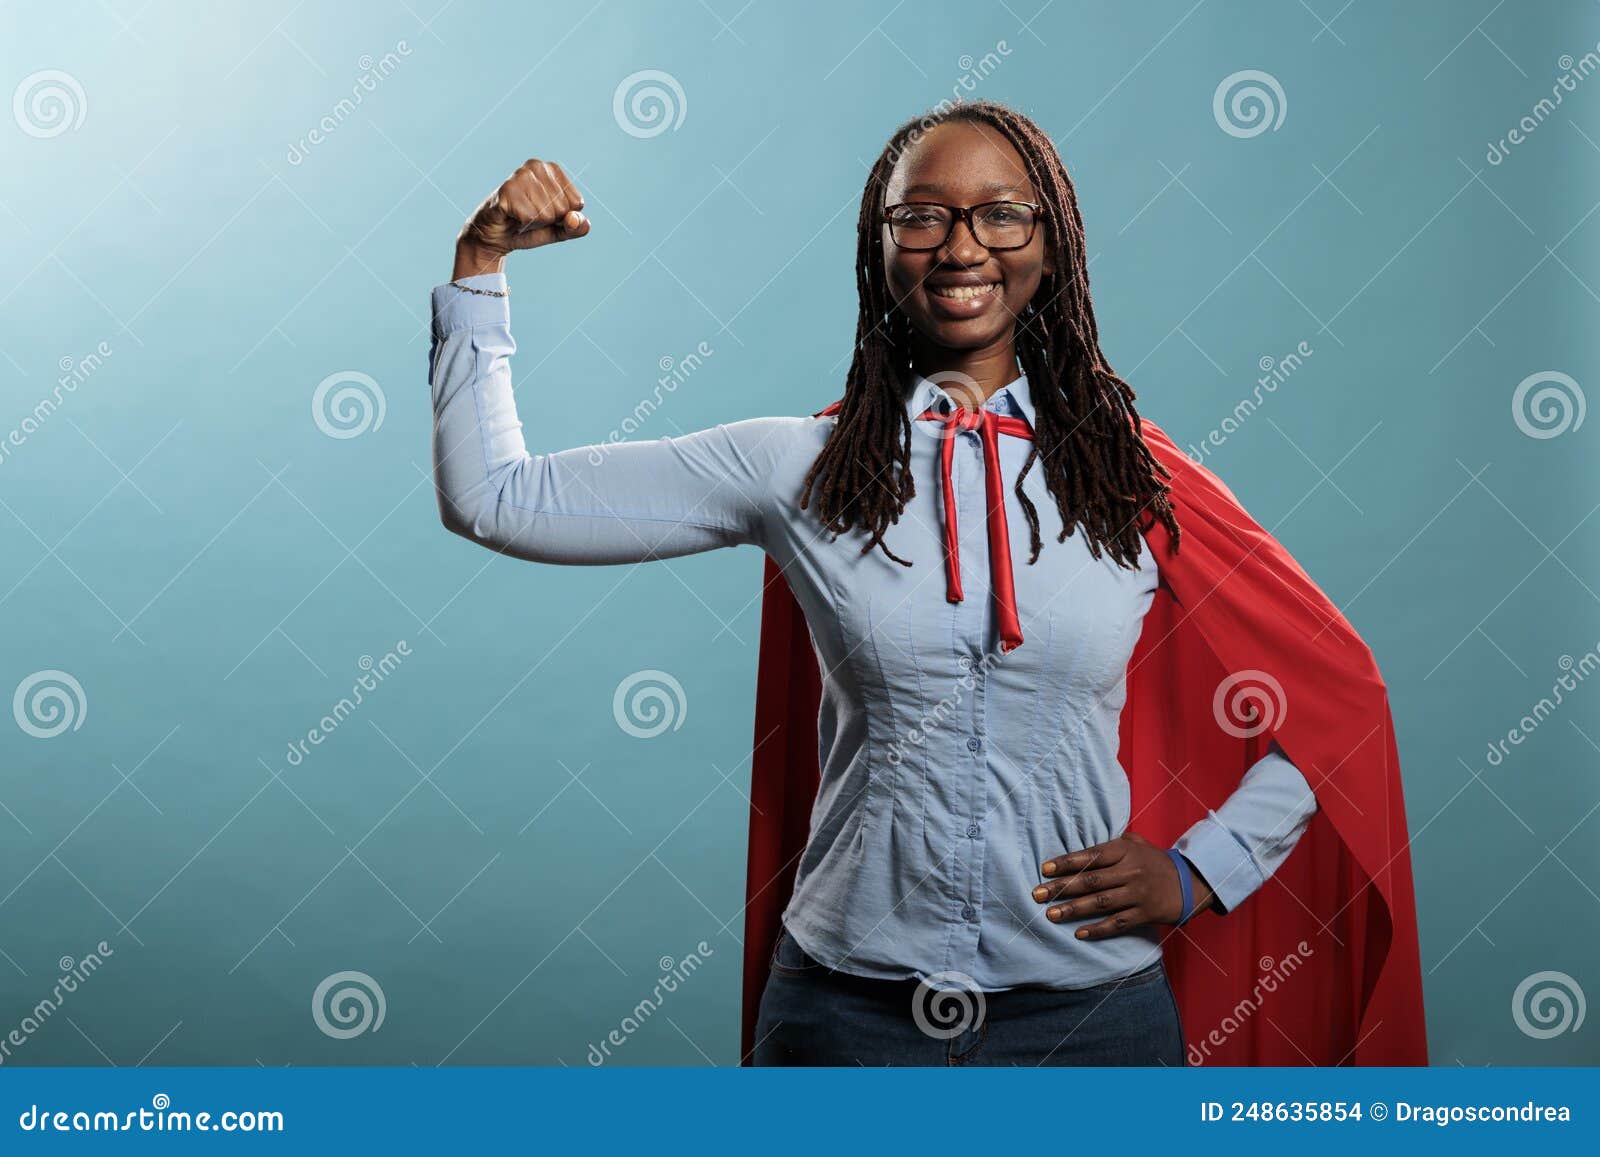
[798,99,1180,569]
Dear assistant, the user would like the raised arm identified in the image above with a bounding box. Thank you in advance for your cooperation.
[432,159,793,564]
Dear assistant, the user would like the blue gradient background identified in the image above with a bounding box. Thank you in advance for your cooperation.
[1,0,1597,1066]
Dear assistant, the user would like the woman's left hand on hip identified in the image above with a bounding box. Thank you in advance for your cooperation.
[1031,832,1216,939]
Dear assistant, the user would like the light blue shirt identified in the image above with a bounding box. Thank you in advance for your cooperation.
[429,272,1318,990]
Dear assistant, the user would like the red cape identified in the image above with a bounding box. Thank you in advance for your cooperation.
[740,417,1427,1065]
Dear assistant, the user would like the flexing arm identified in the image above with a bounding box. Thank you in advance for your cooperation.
[432,159,790,563]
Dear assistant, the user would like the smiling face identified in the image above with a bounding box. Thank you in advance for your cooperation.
[880,120,1053,362]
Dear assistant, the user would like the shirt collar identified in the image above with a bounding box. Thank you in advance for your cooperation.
[903,369,1037,430]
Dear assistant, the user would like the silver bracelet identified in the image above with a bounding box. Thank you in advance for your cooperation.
[451,279,508,297]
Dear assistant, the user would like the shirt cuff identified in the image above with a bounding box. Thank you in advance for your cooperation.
[431,272,509,336]
[1172,811,1266,915]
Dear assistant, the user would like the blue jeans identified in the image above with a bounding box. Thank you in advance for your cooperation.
[752,926,1185,1066]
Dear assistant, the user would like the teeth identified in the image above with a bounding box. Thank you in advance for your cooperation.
[931,283,999,301]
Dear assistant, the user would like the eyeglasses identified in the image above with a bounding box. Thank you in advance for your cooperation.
[882,200,1041,251]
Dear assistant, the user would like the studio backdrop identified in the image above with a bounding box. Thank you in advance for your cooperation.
[1,0,1596,1066]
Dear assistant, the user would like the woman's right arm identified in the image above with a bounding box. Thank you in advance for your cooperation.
[431,159,793,564]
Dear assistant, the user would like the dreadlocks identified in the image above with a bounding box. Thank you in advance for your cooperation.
[798,99,1181,570]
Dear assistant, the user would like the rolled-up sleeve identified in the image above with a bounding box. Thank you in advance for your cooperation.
[1173,739,1318,914]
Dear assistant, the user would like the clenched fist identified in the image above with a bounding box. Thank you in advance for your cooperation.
[454,158,590,278]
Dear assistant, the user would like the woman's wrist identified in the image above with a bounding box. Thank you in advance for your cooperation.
[1166,849,1219,922]
[453,239,507,280]
[1180,852,1218,914]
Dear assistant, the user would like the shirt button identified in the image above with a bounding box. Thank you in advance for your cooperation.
[966,736,981,752]
[960,906,976,922]
[966,823,981,839]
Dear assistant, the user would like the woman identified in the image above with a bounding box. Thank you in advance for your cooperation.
[430,100,1424,1066]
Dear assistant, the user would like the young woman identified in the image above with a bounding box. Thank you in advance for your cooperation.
[429,101,1423,1067]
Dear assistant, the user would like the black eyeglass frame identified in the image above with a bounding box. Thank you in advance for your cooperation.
[881,200,1043,252]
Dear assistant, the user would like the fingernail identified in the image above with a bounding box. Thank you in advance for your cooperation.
[1032,886,1048,901]
[1041,861,1055,874]
[1075,928,1088,939]
[1047,907,1061,920]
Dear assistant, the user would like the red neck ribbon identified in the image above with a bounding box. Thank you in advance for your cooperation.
[819,399,1032,653]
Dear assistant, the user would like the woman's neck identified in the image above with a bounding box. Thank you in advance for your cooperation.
[909,336,1021,409]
